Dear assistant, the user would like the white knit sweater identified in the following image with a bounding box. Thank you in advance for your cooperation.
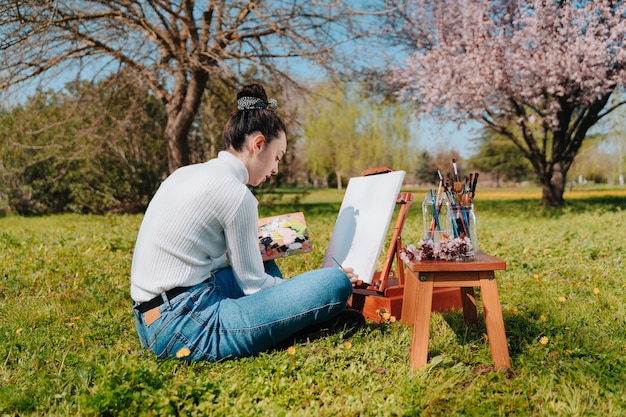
[130,151,283,303]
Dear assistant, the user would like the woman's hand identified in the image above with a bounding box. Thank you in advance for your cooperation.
[341,267,362,287]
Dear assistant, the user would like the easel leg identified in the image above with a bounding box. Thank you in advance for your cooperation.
[479,271,511,369]
[410,272,434,370]
[349,293,366,313]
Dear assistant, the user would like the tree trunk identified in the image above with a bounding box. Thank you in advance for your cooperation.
[164,118,191,173]
[335,169,343,190]
[540,163,566,207]
[163,70,209,173]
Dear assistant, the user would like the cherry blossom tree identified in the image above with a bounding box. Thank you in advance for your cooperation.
[386,0,626,206]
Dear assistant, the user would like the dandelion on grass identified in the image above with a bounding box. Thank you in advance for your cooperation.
[66,316,80,328]
[287,346,296,355]
[176,347,191,358]
[375,308,396,323]
[558,296,566,303]
[593,287,600,294]
[344,342,352,349]
[540,336,549,345]
[375,308,391,322]
[539,315,547,322]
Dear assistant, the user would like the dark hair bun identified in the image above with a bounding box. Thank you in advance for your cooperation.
[223,83,285,152]
[237,84,267,101]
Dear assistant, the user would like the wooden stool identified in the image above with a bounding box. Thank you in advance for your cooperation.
[401,251,510,370]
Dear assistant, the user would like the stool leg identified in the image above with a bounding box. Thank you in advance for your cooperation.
[410,272,434,370]
[479,271,511,369]
[461,287,478,324]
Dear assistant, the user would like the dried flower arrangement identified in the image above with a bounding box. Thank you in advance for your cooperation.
[400,236,473,263]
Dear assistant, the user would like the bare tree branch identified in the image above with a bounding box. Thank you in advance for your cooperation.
[1,0,378,171]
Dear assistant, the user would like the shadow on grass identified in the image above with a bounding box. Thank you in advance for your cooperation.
[257,190,624,219]
[271,309,369,352]
[437,308,544,359]
[477,196,625,219]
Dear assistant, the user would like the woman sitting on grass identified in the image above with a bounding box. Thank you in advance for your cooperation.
[130,83,360,361]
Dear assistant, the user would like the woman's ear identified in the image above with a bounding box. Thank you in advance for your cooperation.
[249,134,266,155]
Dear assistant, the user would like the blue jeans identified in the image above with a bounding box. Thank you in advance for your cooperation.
[133,261,353,361]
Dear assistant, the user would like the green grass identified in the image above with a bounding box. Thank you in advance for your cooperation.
[1,187,626,416]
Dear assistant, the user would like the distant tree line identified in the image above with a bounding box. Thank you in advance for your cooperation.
[2,74,624,216]
[1,1,624,213]
[0,76,422,215]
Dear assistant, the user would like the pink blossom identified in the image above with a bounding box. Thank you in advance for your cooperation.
[389,1,626,129]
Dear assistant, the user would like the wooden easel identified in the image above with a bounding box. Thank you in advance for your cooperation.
[348,167,414,322]
[347,167,465,322]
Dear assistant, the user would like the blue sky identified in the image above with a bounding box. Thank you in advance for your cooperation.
[415,116,480,157]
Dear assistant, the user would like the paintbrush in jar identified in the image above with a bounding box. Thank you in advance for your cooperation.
[452,158,463,203]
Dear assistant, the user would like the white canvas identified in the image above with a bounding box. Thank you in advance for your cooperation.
[322,170,406,284]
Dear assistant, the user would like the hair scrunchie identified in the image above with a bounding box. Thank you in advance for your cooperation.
[237,96,278,112]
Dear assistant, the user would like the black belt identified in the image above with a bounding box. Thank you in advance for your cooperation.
[134,286,192,313]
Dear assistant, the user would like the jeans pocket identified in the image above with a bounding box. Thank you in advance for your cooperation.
[138,282,220,361]
[158,331,216,362]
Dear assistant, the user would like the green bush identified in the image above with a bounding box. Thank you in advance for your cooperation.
[0,77,168,216]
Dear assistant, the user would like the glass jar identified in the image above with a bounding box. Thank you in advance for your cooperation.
[447,202,478,254]
[467,204,478,252]
[422,193,449,243]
